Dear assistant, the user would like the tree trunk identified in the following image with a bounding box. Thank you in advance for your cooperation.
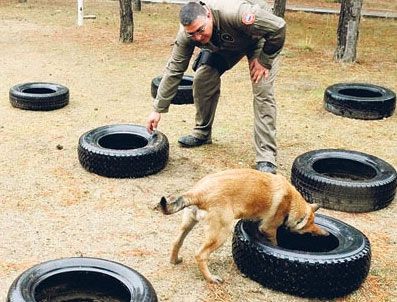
[119,0,134,43]
[133,0,141,12]
[273,0,287,18]
[334,0,363,63]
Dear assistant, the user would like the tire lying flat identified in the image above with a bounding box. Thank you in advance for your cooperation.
[324,83,396,119]
[291,149,397,212]
[7,257,158,302]
[232,215,371,299]
[78,124,169,178]
[9,82,69,111]
[151,75,194,105]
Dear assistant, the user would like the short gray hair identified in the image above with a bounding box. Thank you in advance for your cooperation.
[179,2,207,26]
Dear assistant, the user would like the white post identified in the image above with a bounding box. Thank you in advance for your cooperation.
[77,0,84,26]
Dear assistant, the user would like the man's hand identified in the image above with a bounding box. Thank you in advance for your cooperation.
[146,111,161,133]
[249,58,269,84]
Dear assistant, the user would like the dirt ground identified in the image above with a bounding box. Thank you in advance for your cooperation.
[0,1,396,301]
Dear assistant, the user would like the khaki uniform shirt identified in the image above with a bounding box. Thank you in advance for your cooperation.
[154,0,286,113]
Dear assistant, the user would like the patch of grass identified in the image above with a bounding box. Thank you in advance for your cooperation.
[296,35,314,51]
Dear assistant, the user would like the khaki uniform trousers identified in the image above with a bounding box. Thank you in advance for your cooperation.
[192,50,280,166]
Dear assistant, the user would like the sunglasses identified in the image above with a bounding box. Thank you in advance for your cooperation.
[186,20,207,38]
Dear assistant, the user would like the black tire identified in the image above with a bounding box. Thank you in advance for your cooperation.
[232,215,371,299]
[291,149,397,212]
[151,75,194,105]
[78,124,169,178]
[7,257,158,302]
[9,82,69,111]
[324,83,396,119]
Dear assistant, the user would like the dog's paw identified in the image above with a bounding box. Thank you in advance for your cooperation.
[208,275,224,284]
[170,257,183,265]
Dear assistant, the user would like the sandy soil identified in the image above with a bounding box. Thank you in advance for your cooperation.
[0,1,396,301]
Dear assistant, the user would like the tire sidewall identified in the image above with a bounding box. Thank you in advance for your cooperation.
[10,82,69,100]
[325,83,395,103]
[324,83,396,119]
[232,215,371,298]
[7,257,157,302]
[79,124,165,157]
[292,149,396,188]
[9,82,69,110]
[236,214,367,261]
[151,75,193,105]
[78,124,169,178]
[291,149,397,212]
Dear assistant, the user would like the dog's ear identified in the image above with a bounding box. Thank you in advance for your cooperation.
[295,212,309,230]
[153,196,167,212]
[310,203,320,212]
[160,196,167,207]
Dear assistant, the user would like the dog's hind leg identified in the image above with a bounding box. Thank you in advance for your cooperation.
[195,214,233,284]
[170,207,200,264]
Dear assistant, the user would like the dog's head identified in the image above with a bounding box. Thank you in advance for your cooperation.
[289,203,329,237]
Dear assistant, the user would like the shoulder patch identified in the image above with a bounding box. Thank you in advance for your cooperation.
[242,12,255,25]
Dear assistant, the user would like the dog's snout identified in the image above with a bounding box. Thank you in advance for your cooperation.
[321,229,330,236]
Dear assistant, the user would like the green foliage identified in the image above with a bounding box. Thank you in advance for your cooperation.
[297,35,314,52]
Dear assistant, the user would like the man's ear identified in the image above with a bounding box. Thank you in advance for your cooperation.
[310,203,320,212]
[202,4,210,17]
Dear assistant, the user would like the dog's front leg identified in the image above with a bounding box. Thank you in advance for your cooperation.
[258,223,278,246]
[170,207,199,264]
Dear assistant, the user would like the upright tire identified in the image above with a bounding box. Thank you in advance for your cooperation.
[232,215,371,299]
[324,83,396,119]
[151,75,194,105]
[7,257,158,302]
[9,82,69,111]
[78,124,169,178]
[291,149,397,212]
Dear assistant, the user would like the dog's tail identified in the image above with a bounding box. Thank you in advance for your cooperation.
[158,196,187,215]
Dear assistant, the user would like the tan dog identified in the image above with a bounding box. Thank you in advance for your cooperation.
[156,168,329,283]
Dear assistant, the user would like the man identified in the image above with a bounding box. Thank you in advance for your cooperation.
[146,0,286,174]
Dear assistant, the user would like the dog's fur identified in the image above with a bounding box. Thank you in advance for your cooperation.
[156,168,329,283]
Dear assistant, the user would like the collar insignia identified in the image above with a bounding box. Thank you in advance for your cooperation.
[221,33,234,42]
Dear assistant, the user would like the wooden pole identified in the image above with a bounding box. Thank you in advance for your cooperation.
[133,0,141,12]
[334,0,363,63]
[119,0,134,43]
[273,0,287,18]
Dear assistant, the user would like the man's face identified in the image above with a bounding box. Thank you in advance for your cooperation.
[184,14,212,44]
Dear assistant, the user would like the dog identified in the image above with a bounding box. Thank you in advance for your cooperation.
[156,168,329,283]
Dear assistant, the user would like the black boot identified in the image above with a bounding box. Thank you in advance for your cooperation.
[178,135,212,148]
[256,161,277,174]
